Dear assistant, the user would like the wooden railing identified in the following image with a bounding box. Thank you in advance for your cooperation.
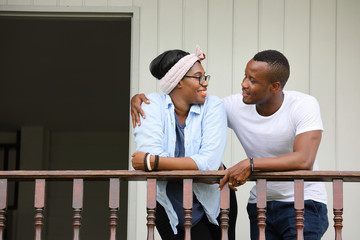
[0,170,359,240]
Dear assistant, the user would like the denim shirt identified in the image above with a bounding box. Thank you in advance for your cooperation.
[134,93,227,234]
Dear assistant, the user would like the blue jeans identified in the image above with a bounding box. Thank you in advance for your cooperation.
[247,200,328,240]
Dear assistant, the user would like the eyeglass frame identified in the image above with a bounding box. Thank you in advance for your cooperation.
[183,75,210,85]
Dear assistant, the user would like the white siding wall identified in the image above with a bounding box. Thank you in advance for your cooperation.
[1,0,360,239]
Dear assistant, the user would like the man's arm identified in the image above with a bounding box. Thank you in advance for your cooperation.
[219,130,322,190]
[130,93,150,127]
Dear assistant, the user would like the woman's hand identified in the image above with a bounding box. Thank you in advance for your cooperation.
[131,151,147,170]
[131,94,150,128]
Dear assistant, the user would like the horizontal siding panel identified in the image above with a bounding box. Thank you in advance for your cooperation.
[133,0,158,94]
[7,0,32,5]
[158,0,183,52]
[309,0,337,170]
[207,0,233,98]
[336,0,360,170]
[84,0,108,6]
[284,0,310,93]
[109,0,133,7]
[59,0,83,6]
[183,0,208,61]
[259,0,284,50]
[34,0,57,6]
[233,0,259,94]
[157,0,183,92]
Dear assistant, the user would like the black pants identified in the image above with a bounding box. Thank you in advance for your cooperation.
[155,188,237,240]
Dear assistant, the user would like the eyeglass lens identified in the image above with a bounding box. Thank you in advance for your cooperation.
[200,75,210,84]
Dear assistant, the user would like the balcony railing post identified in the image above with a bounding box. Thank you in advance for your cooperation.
[109,178,120,240]
[220,183,229,240]
[72,179,83,240]
[34,179,46,240]
[294,179,304,240]
[333,179,343,240]
[0,179,7,240]
[146,179,157,240]
[257,179,266,240]
[183,179,193,240]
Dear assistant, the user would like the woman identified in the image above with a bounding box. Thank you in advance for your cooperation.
[131,46,237,240]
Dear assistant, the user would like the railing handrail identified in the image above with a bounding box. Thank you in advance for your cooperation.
[0,169,355,240]
[0,170,359,182]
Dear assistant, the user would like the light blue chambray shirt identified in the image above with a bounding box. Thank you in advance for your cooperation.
[134,93,227,234]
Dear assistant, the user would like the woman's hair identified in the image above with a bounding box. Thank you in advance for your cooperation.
[149,50,190,80]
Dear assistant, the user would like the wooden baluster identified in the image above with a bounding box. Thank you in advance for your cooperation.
[220,183,229,240]
[0,179,7,240]
[34,179,46,240]
[109,178,120,240]
[294,179,304,240]
[146,179,157,240]
[72,179,83,240]
[183,179,193,240]
[257,179,266,240]
[333,179,343,240]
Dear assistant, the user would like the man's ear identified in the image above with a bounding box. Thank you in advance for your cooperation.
[270,81,281,92]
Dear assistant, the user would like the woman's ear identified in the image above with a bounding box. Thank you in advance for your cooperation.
[175,79,184,89]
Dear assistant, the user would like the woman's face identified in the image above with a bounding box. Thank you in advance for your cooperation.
[180,62,208,105]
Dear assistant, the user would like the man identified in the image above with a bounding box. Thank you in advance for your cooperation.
[131,50,328,240]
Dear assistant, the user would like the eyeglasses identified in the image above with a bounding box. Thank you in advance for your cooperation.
[183,75,210,85]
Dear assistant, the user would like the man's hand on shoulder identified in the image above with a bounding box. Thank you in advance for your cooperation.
[131,93,150,127]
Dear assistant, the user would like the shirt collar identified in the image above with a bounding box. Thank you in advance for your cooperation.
[164,94,202,115]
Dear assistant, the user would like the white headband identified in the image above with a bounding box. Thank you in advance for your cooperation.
[159,45,206,94]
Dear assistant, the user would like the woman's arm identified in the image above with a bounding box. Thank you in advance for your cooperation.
[132,95,227,172]
[131,151,198,170]
[132,93,199,170]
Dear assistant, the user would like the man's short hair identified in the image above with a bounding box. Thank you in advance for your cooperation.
[253,50,290,89]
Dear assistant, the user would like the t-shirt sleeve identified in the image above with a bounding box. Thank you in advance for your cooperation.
[222,94,237,129]
[292,95,324,135]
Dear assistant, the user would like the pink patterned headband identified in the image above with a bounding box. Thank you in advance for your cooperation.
[159,45,206,94]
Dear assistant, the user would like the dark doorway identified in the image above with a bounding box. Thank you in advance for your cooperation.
[0,14,131,239]
[0,15,131,132]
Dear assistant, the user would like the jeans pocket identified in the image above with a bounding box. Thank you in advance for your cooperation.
[305,200,319,216]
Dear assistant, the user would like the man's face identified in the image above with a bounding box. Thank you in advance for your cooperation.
[241,59,272,105]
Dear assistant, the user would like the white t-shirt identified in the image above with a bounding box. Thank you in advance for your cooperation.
[223,90,327,204]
